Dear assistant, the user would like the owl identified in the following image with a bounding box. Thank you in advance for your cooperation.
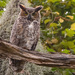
[9,4,43,72]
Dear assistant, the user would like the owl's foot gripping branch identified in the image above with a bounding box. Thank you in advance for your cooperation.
[0,39,75,69]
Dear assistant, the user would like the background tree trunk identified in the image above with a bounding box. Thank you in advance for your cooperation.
[0,0,53,75]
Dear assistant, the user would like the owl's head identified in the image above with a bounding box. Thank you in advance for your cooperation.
[19,4,43,21]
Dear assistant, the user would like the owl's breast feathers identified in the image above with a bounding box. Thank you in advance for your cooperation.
[10,16,40,50]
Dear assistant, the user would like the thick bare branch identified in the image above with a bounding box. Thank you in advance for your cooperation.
[0,39,75,69]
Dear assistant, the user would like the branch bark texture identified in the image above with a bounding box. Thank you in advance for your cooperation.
[0,39,75,69]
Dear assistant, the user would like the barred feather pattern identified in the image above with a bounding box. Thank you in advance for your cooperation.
[10,16,40,50]
[9,16,40,72]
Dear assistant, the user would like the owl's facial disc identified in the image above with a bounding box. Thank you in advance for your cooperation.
[19,4,43,20]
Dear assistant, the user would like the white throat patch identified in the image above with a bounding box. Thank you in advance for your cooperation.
[29,22,34,29]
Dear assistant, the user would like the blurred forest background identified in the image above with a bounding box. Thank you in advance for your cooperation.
[0,0,75,75]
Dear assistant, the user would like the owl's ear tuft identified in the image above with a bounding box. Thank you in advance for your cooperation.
[35,6,43,12]
[19,4,26,11]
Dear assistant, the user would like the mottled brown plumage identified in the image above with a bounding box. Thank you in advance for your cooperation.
[9,4,43,72]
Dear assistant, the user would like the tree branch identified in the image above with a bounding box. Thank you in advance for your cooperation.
[0,39,75,69]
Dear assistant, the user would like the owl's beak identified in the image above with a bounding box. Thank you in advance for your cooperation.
[27,14,31,20]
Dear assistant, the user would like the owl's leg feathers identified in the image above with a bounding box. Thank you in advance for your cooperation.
[9,59,25,72]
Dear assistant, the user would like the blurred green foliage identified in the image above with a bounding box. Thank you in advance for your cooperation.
[0,0,9,16]
[29,0,75,53]
[29,0,75,74]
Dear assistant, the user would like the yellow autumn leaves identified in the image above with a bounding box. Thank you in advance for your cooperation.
[66,15,74,20]
[71,23,75,30]
[59,18,64,23]
[58,15,75,30]
[66,15,75,30]
[59,15,74,23]
[46,38,58,44]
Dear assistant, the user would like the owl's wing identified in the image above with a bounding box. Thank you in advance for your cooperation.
[31,38,38,51]
[30,21,40,51]
[10,19,22,46]
[10,20,19,45]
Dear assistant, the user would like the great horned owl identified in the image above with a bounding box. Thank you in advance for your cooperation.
[9,4,43,72]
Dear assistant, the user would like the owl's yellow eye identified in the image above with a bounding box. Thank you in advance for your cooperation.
[32,12,39,18]
[25,12,28,15]
[25,13,28,15]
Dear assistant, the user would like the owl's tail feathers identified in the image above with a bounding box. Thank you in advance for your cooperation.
[9,59,26,72]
